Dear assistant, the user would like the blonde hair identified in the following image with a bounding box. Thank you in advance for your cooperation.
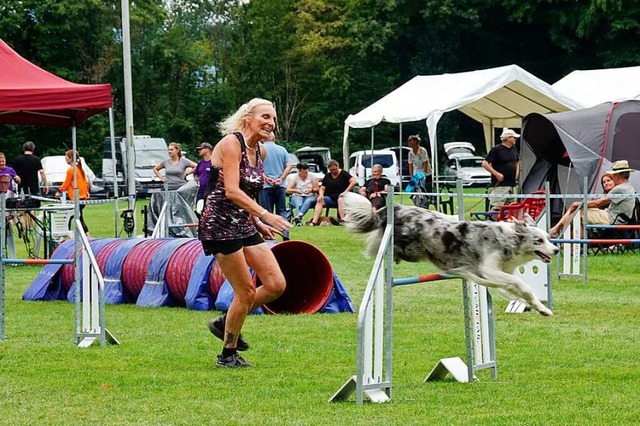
[218,98,274,136]
[168,142,182,157]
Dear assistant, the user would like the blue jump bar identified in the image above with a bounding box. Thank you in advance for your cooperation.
[2,258,74,265]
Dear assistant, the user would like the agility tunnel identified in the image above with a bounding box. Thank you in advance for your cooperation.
[23,238,354,314]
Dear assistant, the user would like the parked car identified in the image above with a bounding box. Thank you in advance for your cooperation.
[442,142,491,187]
[295,146,331,174]
[348,150,401,188]
[383,146,412,188]
[102,135,168,197]
[41,155,105,197]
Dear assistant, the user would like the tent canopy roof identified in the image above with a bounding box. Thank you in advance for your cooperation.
[552,66,640,108]
[0,38,112,127]
[345,64,581,129]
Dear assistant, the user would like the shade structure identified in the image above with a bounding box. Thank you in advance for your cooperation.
[0,38,112,126]
[342,64,582,181]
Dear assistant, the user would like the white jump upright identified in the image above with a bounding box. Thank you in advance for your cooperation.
[330,182,497,404]
[75,220,119,348]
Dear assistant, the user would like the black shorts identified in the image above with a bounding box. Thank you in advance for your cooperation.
[201,233,264,256]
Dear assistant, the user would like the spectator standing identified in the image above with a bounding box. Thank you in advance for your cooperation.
[0,153,20,191]
[286,163,319,226]
[309,159,356,226]
[11,142,47,195]
[193,142,213,215]
[198,98,290,368]
[259,132,293,237]
[482,128,521,210]
[153,142,197,190]
[407,135,431,175]
[56,150,90,234]
[358,164,392,211]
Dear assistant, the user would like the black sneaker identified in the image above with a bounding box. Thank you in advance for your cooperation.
[329,217,342,226]
[294,217,303,227]
[216,353,252,368]
[208,315,250,351]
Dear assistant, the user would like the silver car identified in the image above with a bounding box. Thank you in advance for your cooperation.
[442,142,491,187]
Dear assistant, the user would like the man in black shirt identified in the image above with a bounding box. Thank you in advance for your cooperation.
[12,141,49,196]
[309,159,356,225]
[482,128,520,210]
[358,164,391,211]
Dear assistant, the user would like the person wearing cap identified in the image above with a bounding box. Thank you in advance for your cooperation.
[193,142,213,215]
[482,128,521,210]
[407,135,431,176]
[550,160,636,237]
[286,162,319,226]
[11,141,48,196]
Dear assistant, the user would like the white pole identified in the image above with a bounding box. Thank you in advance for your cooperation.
[121,0,136,235]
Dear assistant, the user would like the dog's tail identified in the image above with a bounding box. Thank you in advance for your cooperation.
[342,192,382,233]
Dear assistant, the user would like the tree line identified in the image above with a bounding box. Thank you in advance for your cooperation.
[0,0,638,172]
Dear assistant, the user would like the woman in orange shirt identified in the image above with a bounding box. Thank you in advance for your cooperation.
[56,150,90,233]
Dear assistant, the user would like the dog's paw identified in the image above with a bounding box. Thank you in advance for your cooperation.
[537,306,554,316]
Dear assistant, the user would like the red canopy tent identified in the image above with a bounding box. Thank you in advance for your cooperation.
[0,38,112,126]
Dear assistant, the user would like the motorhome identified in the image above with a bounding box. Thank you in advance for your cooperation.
[102,136,168,197]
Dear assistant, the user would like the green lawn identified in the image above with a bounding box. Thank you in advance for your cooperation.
[1,198,639,425]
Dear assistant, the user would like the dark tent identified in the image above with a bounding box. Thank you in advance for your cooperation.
[520,100,640,221]
[0,38,111,126]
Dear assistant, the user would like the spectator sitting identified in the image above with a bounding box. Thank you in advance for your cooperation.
[309,159,357,226]
[0,173,15,197]
[358,163,391,211]
[550,160,636,237]
[286,162,319,226]
[600,173,614,195]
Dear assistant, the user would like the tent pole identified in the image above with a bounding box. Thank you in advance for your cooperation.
[399,124,403,201]
[121,0,136,236]
[342,124,351,172]
[109,108,119,237]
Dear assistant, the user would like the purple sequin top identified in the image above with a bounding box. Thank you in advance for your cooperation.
[198,133,264,241]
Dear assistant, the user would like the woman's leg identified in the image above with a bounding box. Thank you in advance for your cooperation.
[78,204,89,233]
[244,243,286,309]
[290,195,303,212]
[311,196,325,224]
[299,195,317,216]
[214,250,256,349]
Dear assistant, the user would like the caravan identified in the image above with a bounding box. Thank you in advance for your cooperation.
[102,135,168,197]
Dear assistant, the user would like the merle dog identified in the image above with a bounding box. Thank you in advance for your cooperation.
[342,192,558,316]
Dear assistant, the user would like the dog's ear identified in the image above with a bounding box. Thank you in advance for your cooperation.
[513,219,527,234]
[523,213,536,226]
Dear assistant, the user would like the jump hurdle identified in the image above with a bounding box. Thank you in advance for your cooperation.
[330,183,498,404]
[0,193,118,347]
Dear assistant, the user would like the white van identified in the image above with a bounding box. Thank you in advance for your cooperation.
[348,150,400,188]
[102,135,168,197]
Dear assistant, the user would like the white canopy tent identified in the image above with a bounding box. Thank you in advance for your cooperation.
[552,65,640,108]
[342,64,582,180]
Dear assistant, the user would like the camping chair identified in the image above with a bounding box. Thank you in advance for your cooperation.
[497,190,547,222]
[589,197,640,255]
[406,172,434,210]
[35,205,74,257]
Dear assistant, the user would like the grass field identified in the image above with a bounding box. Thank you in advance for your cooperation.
[1,198,640,425]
